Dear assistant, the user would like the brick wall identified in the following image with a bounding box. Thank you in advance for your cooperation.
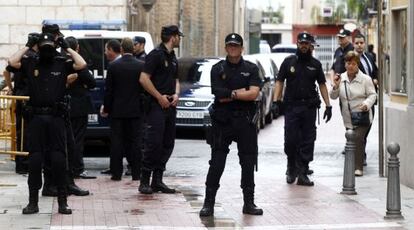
[129,0,238,57]
[0,0,126,71]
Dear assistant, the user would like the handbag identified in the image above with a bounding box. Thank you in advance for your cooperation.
[344,82,370,126]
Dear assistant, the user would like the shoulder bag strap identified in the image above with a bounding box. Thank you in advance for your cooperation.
[344,81,352,115]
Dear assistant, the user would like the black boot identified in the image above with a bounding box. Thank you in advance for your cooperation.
[22,190,39,214]
[199,187,217,217]
[57,189,72,215]
[138,170,153,194]
[151,170,175,194]
[285,165,297,184]
[297,174,314,186]
[242,188,263,215]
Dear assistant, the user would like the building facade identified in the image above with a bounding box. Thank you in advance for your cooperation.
[383,0,414,188]
[0,0,246,71]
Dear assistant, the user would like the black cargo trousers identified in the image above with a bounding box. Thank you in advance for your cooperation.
[284,104,317,176]
[205,111,258,190]
[28,114,67,191]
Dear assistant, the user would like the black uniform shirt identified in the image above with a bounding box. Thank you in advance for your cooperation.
[211,57,261,111]
[20,55,75,107]
[331,43,354,75]
[277,54,325,102]
[6,49,38,95]
[142,43,177,95]
[135,51,146,62]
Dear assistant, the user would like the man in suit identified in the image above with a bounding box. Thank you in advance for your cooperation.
[354,33,378,166]
[100,37,144,181]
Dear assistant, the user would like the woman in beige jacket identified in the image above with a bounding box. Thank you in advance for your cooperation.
[330,51,377,176]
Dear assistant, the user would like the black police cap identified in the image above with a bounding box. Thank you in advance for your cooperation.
[161,25,184,37]
[42,24,64,37]
[225,33,243,46]
[38,33,55,47]
[337,28,351,37]
[297,32,313,43]
[133,36,146,44]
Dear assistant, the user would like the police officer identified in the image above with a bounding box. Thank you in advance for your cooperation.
[8,32,87,214]
[133,36,146,62]
[272,32,332,186]
[138,25,183,194]
[199,33,263,217]
[330,28,354,82]
[64,36,97,179]
[3,35,39,174]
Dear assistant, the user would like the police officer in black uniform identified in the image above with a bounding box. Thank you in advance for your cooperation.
[4,37,39,174]
[199,33,263,217]
[8,32,87,215]
[133,36,146,62]
[272,32,332,186]
[64,36,97,179]
[331,28,354,80]
[138,25,183,194]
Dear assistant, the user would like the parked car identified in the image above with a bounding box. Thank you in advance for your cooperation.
[243,55,273,129]
[271,43,297,54]
[175,57,220,129]
[247,54,279,122]
[61,30,154,141]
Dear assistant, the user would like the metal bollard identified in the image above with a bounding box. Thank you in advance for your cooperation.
[384,142,404,219]
[341,129,357,195]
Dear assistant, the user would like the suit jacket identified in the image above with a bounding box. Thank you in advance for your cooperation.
[104,54,144,118]
[67,68,96,117]
[358,52,378,80]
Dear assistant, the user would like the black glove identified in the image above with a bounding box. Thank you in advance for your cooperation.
[25,32,40,48]
[57,37,69,50]
[323,106,332,123]
[271,100,283,117]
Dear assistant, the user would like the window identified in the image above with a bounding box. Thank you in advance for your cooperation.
[391,9,407,94]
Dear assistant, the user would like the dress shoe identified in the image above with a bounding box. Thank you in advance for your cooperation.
[101,168,111,174]
[42,186,58,197]
[111,176,122,181]
[355,169,363,176]
[297,175,314,186]
[68,184,90,196]
[75,171,97,179]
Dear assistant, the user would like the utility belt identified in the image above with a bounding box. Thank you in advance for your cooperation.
[284,98,321,108]
[25,101,70,118]
[231,110,250,117]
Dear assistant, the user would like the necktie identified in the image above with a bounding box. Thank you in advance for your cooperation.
[361,53,373,76]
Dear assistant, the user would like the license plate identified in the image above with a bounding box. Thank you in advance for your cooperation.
[176,110,204,119]
[88,114,98,123]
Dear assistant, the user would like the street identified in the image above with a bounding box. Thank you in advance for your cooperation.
[1,98,413,229]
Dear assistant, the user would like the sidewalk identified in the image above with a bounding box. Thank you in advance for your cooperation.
[1,102,414,229]
[0,148,413,229]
